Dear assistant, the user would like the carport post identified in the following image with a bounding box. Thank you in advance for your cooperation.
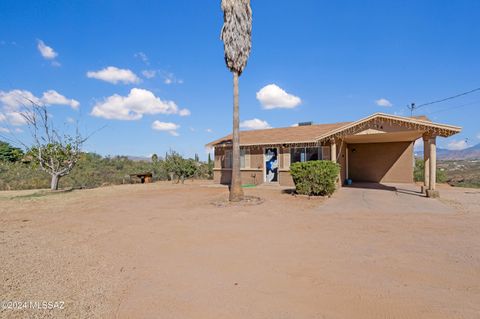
[330,138,337,163]
[427,136,439,198]
[422,134,430,193]
[330,138,341,188]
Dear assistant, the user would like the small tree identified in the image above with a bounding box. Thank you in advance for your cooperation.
[22,103,87,191]
[207,153,214,179]
[164,151,198,183]
[0,141,24,162]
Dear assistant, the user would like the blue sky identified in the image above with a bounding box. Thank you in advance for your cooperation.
[1,0,479,159]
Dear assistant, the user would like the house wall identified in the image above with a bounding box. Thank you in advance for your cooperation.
[213,147,264,185]
[214,146,295,186]
[347,141,414,183]
[214,141,413,186]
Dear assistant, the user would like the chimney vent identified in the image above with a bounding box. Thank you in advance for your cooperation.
[298,121,313,126]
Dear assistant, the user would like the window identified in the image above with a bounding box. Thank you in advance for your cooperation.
[306,147,320,161]
[291,148,304,164]
[290,147,324,164]
[321,146,330,160]
[224,150,232,168]
[224,149,249,169]
[240,148,250,168]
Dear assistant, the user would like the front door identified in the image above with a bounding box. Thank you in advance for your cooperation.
[265,148,278,182]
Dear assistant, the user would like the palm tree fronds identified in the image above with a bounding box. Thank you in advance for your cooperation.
[221,0,252,75]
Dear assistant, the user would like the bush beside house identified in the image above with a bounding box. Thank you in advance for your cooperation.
[290,160,340,196]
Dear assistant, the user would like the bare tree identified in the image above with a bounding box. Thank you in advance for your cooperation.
[21,102,87,191]
[221,0,252,201]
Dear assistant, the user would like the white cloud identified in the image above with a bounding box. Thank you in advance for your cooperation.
[151,120,180,136]
[256,84,301,109]
[151,121,179,131]
[240,118,272,130]
[0,89,79,110]
[163,72,183,85]
[4,112,27,125]
[0,111,27,126]
[0,89,79,126]
[51,61,61,67]
[290,123,299,127]
[0,127,10,133]
[134,52,149,65]
[66,117,75,124]
[447,140,468,150]
[0,89,41,110]
[142,70,156,79]
[205,128,213,133]
[91,88,180,120]
[178,108,191,116]
[477,133,480,140]
[375,98,393,107]
[42,90,79,109]
[37,40,58,60]
[86,66,140,84]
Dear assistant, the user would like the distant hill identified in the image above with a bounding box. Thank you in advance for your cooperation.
[416,143,480,160]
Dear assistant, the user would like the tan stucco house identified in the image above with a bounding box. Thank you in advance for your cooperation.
[206,113,461,197]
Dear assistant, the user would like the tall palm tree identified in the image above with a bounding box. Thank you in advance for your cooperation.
[221,0,252,202]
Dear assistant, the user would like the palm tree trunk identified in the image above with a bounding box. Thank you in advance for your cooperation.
[229,71,244,201]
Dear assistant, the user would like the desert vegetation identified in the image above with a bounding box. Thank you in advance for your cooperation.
[414,158,480,188]
[437,159,480,188]
[413,159,447,184]
[0,141,213,191]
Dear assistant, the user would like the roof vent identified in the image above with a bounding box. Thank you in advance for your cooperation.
[298,121,313,126]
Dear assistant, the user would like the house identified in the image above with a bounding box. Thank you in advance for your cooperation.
[206,113,461,197]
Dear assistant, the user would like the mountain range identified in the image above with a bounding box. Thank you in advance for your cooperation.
[416,143,480,160]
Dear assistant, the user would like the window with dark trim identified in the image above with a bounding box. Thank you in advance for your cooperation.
[290,147,325,164]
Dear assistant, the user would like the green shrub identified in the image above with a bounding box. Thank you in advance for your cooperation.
[290,160,340,196]
[0,141,24,162]
[414,159,447,183]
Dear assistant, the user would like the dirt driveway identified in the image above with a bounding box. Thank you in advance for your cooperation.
[1,181,479,319]
[318,183,456,214]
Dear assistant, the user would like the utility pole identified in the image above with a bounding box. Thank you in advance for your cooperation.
[407,103,416,116]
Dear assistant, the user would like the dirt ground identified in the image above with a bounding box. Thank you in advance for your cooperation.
[1,181,479,319]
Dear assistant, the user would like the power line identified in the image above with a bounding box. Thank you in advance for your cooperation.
[426,99,480,115]
[415,86,480,110]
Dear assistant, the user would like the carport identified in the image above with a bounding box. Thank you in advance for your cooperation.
[321,114,462,197]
